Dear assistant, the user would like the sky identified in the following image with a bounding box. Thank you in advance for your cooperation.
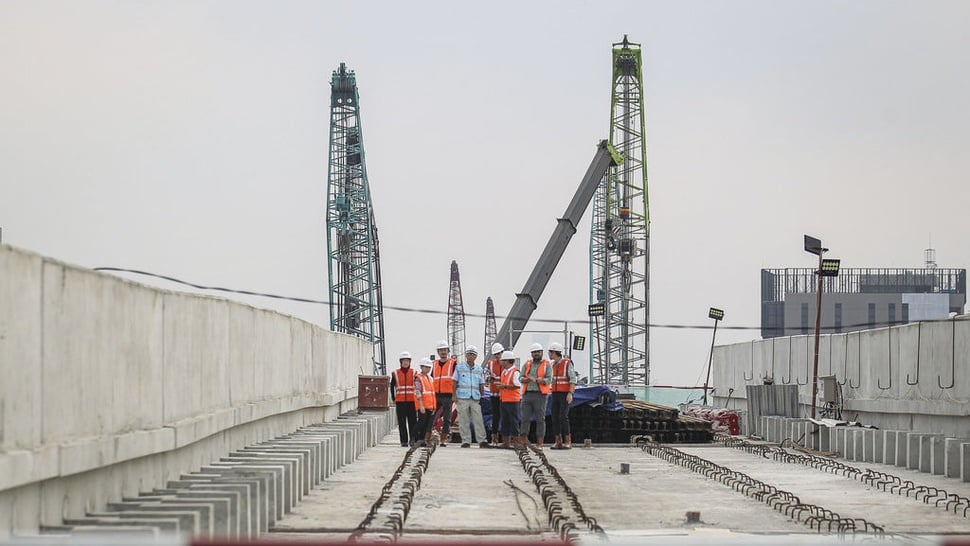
[1,1,968,388]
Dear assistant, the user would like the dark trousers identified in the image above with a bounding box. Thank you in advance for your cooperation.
[489,395,502,436]
[500,401,521,437]
[435,393,454,437]
[550,392,571,436]
[395,401,417,445]
[415,409,434,441]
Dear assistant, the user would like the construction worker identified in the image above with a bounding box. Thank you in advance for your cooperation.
[413,358,437,447]
[496,350,522,449]
[520,342,553,449]
[548,342,577,449]
[485,342,505,446]
[452,346,489,448]
[389,351,417,447]
[431,340,457,446]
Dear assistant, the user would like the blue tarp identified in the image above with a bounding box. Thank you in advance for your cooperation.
[479,385,624,429]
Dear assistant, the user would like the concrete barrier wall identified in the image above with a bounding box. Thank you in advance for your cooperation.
[712,318,970,437]
[0,245,371,533]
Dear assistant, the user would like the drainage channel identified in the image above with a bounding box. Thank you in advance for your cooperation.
[634,436,886,538]
[32,411,391,541]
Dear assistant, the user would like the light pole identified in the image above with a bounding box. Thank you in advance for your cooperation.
[702,307,724,406]
[804,235,840,419]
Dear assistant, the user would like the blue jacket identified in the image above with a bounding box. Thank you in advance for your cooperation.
[452,361,485,400]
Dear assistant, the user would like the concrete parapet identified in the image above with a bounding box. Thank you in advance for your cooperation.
[883,430,897,465]
[944,438,967,478]
[0,245,378,538]
[907,433,926,471]
[963,444,970,482]
[896,432,909,468]
[928,435,946,475]
[871,429,884,463]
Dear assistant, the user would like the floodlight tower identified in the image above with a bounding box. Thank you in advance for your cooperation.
[484,297,497,353]
[589,35,650,386]
[326,62,387,374]
[446,261,467,357]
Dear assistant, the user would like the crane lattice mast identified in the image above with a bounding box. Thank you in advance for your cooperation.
[484,297,497,353]
[326,62,387,374]
[590,36,650,386]
[446,261,466,357]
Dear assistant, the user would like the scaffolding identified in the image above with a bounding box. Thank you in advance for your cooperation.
[446,260,466,357]
[590,36,650,386]
[326,62,387,374]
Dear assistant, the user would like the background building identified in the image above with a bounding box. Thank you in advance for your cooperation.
[761,267,966,338]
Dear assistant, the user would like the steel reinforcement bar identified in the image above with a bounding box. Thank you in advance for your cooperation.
[348,442,438,543]
[635,436,885,537]
[716,434,970,518]
[514,445,608,544]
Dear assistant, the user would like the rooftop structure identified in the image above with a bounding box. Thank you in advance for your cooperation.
[761,267,966,338]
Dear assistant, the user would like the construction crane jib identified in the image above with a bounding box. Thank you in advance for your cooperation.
[495,141,622,351]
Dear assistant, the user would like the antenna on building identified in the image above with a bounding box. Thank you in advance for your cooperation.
[925,235,937,269]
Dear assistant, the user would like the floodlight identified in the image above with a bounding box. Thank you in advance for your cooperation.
[587,303,605,317]
[708,307,724,321]
[820,258,841,277]
[572,336,586,351]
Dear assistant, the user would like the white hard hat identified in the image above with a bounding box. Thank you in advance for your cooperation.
[500,350,515,361]
[529,342,543,352]
[548,342,564,353]
[465,345,479,355]
[491,342,505,355]
[436,340,450,350]
[419,357,433,368]
[399,351,412,360]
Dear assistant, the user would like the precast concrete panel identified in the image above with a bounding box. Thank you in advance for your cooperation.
[753,339,773,385]
[289,318,313,395]
[228,307,257,406]
[41,264,165,442]
[830,333,848,385]
[772,336,790,386]
[0,246,43,451]
[922,320,954,396]
[162,293,231,423]
[952,319,970,396]
[252,310,291,401]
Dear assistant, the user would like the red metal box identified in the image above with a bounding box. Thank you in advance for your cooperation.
[358,375,390,410]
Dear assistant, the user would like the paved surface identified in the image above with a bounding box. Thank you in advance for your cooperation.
[271,431,970,544]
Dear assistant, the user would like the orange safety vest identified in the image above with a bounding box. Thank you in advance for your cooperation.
[499,367,522,403]
[552,358,573,393]
[415,374,437,411]
[522,359,551,395]
[393,367,416,402]
[433,358,457,394]
[487,359,503,393]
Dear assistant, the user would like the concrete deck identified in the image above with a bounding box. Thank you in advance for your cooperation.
[271,431,970,544]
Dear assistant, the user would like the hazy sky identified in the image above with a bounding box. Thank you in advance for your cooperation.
[2,1,968,388]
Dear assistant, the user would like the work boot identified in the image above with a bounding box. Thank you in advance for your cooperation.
[564,434,572,449]
[536,438,544,450]
[491,433,499,446]
[552,435,563,449]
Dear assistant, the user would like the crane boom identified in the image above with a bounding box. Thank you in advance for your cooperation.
[496,140,621,350]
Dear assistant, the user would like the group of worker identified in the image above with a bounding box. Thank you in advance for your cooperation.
[389,340,578,450]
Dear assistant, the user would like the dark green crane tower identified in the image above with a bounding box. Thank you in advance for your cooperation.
[326,62,387,374]
[590,36,650,386]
